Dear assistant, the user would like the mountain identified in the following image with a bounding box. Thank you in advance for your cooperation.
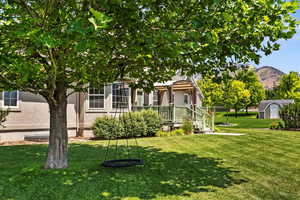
[256,66,285,90]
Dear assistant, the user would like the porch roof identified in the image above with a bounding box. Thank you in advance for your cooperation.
[154,80,195,91]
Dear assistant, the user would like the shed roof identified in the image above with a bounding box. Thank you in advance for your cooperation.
[258,99,295,112]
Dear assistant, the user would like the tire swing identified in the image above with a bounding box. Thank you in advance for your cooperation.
[101,81,144,168]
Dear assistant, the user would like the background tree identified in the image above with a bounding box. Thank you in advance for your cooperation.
[277,72,300,102]
[265,88,279,100]
[236,66,266,113]
[223,80,251,117]
[198,76,223,107]
[0,0,298,169]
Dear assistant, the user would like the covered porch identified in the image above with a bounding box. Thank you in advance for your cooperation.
[132,105,214,132]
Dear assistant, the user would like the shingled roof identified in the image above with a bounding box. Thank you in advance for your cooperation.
[258,100,295,112]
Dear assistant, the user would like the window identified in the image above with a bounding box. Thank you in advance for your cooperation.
[153,90,159,106]
[88,86,105,109]
[3,91,19,107]
[144,93,149,106]
[112,83,129,108]
[184,94,189,104]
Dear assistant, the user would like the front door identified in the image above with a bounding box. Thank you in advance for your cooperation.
[270,104,280,119]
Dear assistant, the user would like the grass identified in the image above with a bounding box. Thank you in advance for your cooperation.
[0,130,300,200]
[215,112,279,129]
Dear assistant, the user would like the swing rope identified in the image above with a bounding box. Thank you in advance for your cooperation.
[101,76,144,168]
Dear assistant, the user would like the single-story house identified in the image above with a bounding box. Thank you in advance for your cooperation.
[0,74,212,139]
[258,99,295,119]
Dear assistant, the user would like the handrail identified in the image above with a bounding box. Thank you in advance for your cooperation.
[132,105,215,132]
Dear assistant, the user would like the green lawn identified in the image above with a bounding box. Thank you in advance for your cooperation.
[215,112,279,129]
[0,130,300,200]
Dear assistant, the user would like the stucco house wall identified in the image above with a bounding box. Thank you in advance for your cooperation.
[0,77,203,135]
[0,92,77,130]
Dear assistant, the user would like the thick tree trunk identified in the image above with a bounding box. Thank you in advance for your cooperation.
[44,87,68,169]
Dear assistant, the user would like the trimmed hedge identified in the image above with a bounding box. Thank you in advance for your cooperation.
[280,103,300,128]
[92,110,163,139]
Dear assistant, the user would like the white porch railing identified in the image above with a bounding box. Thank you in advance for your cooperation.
[132,105,215,132]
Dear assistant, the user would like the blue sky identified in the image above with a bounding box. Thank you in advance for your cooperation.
[253,9,300,73]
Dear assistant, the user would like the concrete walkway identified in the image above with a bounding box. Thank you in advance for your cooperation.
[0,130,78,143]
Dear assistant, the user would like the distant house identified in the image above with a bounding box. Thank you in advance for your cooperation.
[258,100,295,119]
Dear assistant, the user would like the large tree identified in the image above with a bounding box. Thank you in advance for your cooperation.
[223,80,251,117]
[277,71,300,102]
[198,76,223,107]
[0,0,298,169]
[236,66,265,113]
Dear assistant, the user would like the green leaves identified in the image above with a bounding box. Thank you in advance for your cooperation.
[277,72,300,102]
[89,8,112,30]
[0,0,299,95]
[39,34,60,48]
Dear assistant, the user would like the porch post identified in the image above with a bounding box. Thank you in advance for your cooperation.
[192,88,197,120]
[76,92,85,137]
[168,86,175,122]
[131,88,136,111]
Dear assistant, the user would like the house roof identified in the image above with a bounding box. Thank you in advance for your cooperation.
[258,99,295,112]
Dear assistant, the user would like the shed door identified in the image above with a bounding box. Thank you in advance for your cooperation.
[270,104,280,119]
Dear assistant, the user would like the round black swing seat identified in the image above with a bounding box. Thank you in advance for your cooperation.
[101,159,144,168]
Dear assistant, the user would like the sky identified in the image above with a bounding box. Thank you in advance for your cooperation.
[253,9,300,73]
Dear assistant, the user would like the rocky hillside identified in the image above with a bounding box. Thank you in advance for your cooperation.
[256,66,285,90]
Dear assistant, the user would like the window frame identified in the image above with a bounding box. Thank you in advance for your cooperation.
[112,83,129,109]
[2,90,19,108]
[152,90,159,106]
[87,85,105,110]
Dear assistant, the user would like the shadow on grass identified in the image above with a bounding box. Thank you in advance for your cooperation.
[0,143,246,200]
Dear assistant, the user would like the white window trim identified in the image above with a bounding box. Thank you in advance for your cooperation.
[2,90,20,109]
[87,85,105,110]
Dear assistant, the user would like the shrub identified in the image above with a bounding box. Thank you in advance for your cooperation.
[92,110,163,139]
[122,112,147,137]
[270,122,278,130]
[181,118,193,135]
[140,109,163,136]
[155,130,166,137]
[92,116,124,139]
[269,121,285,130]
[280,103,300,128]
[171,129,185,136]
[155,129,185,137]
[0,109,9,127]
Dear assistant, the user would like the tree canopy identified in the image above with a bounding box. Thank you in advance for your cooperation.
[223,80,251,116]
[198,76,223,107]
[0,0,298,168]
[277,72,300,102]
[236,66,265,111]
